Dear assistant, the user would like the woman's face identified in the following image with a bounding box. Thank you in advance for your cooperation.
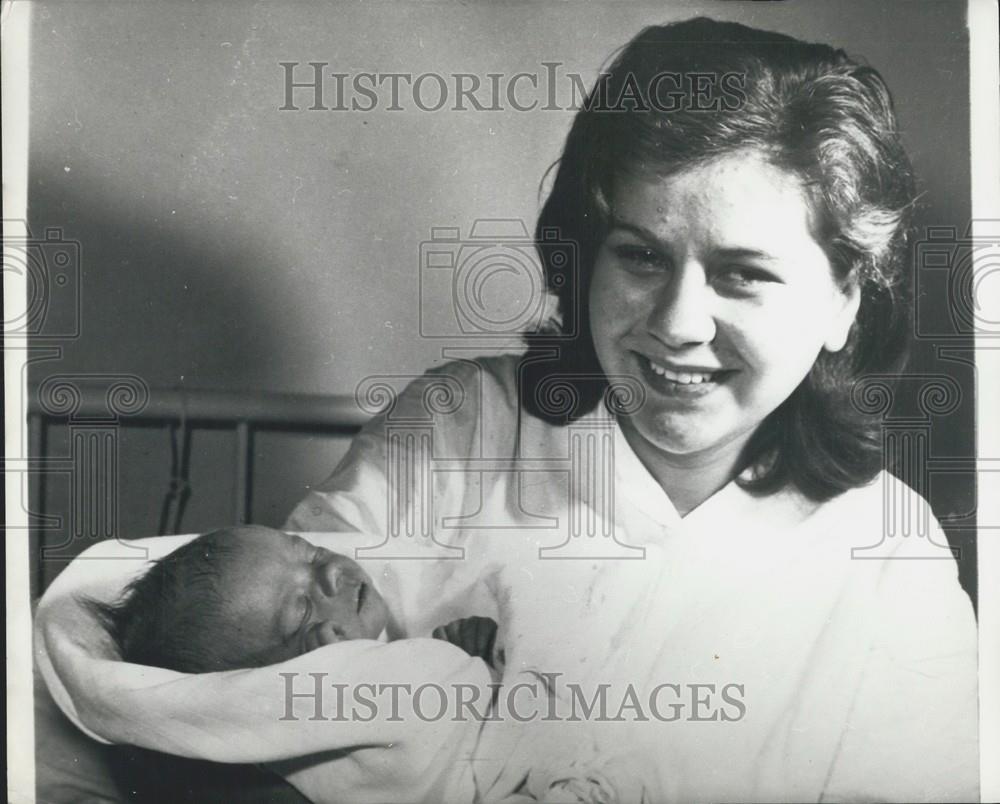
[589,151,860,467]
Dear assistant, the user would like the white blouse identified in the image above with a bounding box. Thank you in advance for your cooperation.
[286,354,979,802]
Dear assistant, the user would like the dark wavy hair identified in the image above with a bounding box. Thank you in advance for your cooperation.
[520,16,916,502]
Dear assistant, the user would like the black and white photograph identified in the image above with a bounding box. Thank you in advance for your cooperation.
[4,1,998,801]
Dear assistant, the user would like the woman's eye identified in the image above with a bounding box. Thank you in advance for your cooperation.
[613,244,668,270]
[715,266,778,290]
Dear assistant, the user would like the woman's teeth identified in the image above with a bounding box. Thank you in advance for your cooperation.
[646,357,716,384]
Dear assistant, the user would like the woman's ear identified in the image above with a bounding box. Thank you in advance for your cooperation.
[823,279,862,353]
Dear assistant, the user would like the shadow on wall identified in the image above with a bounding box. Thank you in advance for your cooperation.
[27,161,306,390]
[26,162,354,591]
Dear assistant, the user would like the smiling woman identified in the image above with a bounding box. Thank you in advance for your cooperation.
[523,17,917,506]
[590,153,862,514]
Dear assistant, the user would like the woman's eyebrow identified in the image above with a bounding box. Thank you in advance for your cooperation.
[711,247,779,262]
[607,217,779,263]
[606,216,669,249]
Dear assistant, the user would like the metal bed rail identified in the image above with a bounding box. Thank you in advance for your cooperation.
[26,383,368,542]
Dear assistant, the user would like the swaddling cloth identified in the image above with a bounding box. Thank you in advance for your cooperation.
[473,670,660,803]
[265,638,491,804]
[34,532,496,803]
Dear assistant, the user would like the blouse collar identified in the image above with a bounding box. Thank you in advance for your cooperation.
[611,419,774,533]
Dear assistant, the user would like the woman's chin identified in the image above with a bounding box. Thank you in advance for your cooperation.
[645,434,712,460]
[624,414,714,458]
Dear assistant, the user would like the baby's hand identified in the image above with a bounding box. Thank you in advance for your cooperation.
[432,616,498,665]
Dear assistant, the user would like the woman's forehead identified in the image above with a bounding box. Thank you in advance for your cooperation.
[609,154,816,251]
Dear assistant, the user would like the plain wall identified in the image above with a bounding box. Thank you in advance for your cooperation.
[27,0,974,596]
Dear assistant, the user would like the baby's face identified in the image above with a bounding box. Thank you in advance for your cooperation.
[214,527,389,666]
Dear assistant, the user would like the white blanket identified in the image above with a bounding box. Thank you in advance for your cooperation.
[35,532,498,803]
[35,531,632,803]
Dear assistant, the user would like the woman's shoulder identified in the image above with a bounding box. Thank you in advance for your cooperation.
[422,352,522,396]
[805,470,958,562]
[357,354,525,453]
[397,353,523,419]
[357,354,519,421]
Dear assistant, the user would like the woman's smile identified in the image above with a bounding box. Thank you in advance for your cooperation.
[634,351,736,398]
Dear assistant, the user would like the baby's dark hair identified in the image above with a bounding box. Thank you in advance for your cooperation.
[85,528,250,673]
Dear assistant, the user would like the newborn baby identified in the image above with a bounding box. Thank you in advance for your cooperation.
[88,525,499,674]
[78,526,630,802]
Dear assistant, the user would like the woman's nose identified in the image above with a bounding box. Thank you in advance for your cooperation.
[646,264,716,348]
